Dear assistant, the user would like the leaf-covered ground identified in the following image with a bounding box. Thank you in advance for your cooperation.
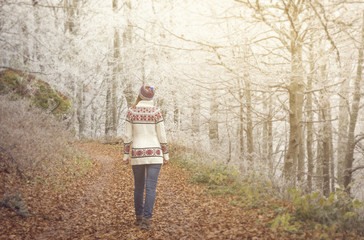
[0,142,361,239]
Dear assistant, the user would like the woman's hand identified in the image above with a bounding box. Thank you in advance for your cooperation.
[163,159,169,165]
[123,159,129,165]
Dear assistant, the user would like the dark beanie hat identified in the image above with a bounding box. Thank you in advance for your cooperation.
[139,85,155,100]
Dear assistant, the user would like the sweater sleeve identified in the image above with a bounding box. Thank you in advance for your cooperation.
[123,109,133,161]
[155,109,169,161]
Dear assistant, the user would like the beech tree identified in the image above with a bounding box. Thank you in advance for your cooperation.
[343,10,364,192]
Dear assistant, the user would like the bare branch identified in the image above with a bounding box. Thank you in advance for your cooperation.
[350,165,364,174]
[308,0,341,64]
[354,134,364,146]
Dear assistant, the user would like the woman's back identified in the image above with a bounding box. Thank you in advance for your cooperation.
[124,98,168,165]
[127,103,161,147]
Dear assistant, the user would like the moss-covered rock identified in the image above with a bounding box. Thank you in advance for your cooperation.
[33,82,71,115]
[0,69,72,116]
[0,71,21,93]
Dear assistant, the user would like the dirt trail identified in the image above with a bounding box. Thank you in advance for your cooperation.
[3,142,279,240]
[73,143,276,239]
[35,152,124,240]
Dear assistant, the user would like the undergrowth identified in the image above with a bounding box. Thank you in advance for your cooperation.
[285,188,364,234]
[0,95,93,186]
[0,94,94,219]
[170,142,364,237]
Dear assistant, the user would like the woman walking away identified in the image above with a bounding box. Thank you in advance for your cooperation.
[123,85,169,230]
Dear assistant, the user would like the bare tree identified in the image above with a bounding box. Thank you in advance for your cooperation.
[306,41,315,193]
[105,0,121,139]
[235,0,307,185]
[343,10,364,192]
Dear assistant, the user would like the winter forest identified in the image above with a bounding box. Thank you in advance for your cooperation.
[1,0,364,238]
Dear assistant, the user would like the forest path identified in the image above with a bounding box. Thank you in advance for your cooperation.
[28,142,279,239]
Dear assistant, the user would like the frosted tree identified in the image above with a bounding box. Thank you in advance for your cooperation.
[343,10,364,192]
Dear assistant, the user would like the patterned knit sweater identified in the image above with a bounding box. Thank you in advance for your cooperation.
[123,100,169,165]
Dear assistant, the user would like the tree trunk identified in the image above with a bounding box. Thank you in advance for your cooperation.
[32,0,41,69]
[263,92,274,174]
[267,94,273,173]
[122,0,133,107]
[263,93,268,161]
[296,44,305,184]
[238,80,245,161]
[111,28,120,136]
[343,11,364,192]
[64,0,79,34]
[284,41,304,186]
[77,82,86,139]
[192,92,200,134]
[337,72,349,186]
[173,93,180,129]
[283,4,305,186]
[105,76,112,137]
[245,77,253,161]
[320,65,331,197]
[107,0,120,137]
[91,102,96,138]
[306,56,314,192]
[316,109,323,191]
[209,90,219,143]
[285,80,304,186]
[322,110,330,197]
[328,103,335,193]
[64,0,82,138]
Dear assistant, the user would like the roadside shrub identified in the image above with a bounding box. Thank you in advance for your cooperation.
[269,213,301,234]
[170,142,275,208]
[287,188,364,233]
[0,95,74,177]
[169,142,203,171]
[191,162,237,186]
[170,141,364,236]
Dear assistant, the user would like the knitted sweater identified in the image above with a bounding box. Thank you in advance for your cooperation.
[123,100,169,165]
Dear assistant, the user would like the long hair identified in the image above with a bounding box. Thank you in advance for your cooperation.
[132,95,142,108]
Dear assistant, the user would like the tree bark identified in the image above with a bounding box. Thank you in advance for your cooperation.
[209,90,219,143]
[192,92,200,134]
[284,30,304,187]
[105,75,112,137]
[173,92,180,129]
[263,92,274,174]
[280,1,305,187]
[77,82,86,139]
[111,28,120,136]
[322,110,330,197]
[122,0,133,107]
[263,93,268,162]
[328,103,335,193]
[306,43,314,193]
[238,79,245,161]
[267,94,273,173]
[244,77,253,161]
[320,64,331,197]
[316,110,323,191]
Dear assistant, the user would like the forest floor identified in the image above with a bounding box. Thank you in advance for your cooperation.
[0,142,362,240]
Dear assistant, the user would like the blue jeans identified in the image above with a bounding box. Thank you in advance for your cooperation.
[132,164,161,219]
